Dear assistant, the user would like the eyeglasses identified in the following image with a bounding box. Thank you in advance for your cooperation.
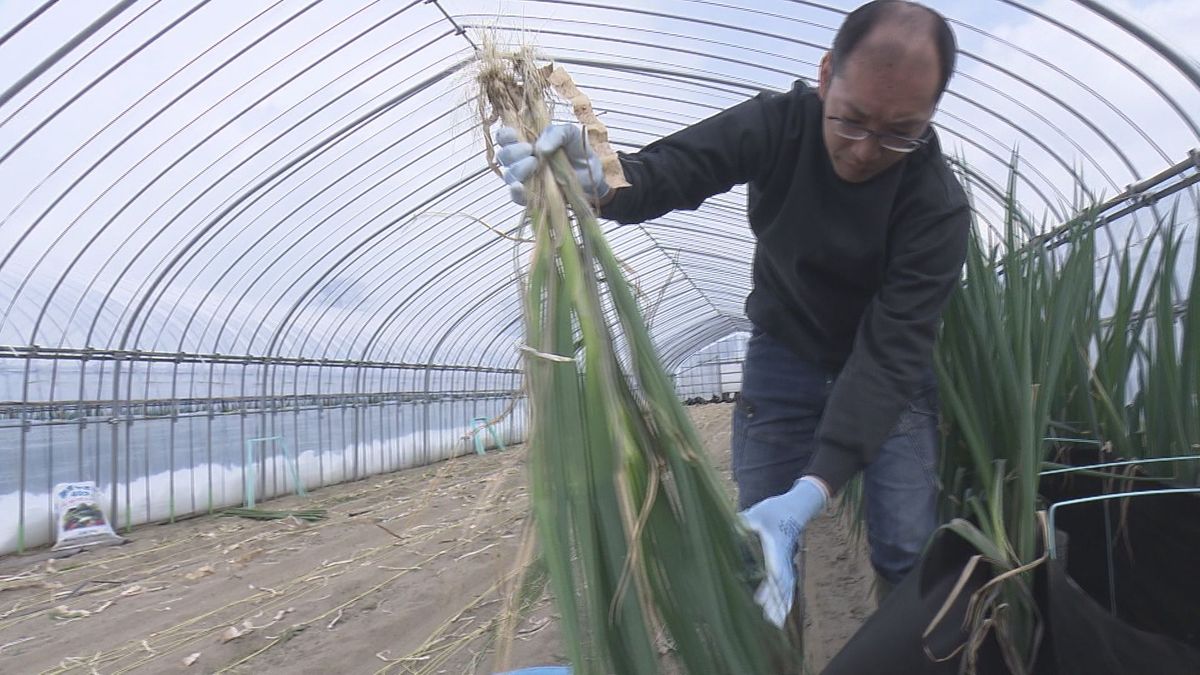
[825,116,931,153]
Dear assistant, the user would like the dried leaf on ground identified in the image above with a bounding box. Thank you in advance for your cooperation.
[185,565,215,581]
[49,605,90,620]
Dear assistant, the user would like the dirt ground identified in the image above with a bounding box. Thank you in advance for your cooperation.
[0,404,875,674]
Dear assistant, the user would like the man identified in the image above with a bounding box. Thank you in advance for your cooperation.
[496,1,969,627]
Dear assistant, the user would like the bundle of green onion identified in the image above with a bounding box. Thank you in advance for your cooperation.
[475,44,800,674]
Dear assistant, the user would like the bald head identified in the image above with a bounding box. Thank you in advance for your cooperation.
[831,1,957,100]
[815,2,956,183]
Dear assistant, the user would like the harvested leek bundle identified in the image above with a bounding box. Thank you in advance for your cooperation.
[475,43,800,675]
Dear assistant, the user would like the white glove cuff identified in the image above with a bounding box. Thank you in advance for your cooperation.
[798,475,831,506]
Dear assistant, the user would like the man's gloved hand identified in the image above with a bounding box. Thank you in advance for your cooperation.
[495,124,610,206]
[739,476,829,628]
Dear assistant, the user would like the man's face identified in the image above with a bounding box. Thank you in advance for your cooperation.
[817,40,940,183]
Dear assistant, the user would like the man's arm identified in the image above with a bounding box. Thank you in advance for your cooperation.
[805,194,971,495]
[599,88,795,225]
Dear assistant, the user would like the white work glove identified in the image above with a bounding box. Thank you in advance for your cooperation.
[739,476,829,628]
[494,124,610,206]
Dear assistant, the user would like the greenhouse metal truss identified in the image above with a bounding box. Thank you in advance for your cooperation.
[0,0,1197,553]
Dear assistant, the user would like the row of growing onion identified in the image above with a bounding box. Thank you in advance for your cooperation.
[933,159,1199,672]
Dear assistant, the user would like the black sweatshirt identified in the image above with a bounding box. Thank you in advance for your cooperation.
[600,80,970,495]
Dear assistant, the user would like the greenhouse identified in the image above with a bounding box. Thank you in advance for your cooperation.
[0,1,1197,673]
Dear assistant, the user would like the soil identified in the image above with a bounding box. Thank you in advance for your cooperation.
[0,404,875,674]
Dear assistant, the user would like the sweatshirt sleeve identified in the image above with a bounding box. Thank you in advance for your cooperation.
[804,178,970,494]
[599,87,797,225]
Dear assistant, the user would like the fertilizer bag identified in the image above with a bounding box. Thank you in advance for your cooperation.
[52,482,125,551]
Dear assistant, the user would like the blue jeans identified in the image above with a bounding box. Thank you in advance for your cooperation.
[731,330,940,586]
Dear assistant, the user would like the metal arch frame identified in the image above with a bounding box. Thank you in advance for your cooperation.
[947,17,1172,167]
[246,183,508,468]
[120,44,464,359]
[0,1,212,166]
[1071,0,1200,92]
[252,166,496,476]
[241,127,500,358]
[661,317,753,373]
[461,12,1133,201]
[1,0,299,388]
[1,2,290,338]
[481,1,1180,183]
[2,0,1200,551]
[560,69,1077,237]
[551,65,1081,225]
[1,0,339,321]
[168,66,469,357]
[381,194,758,369]
[672,328,751,396]
[110,52,473,517]
[97,51,468,521]
[627,224,739,323]
[252,156,483,372]
[600,100,1077,224]
[0,0,165,130]
[235,54,467,340]
[0,48,1180,314]
[780,0,1200,145]
[0,1,286,237]
[253,124,1152,429]
[462,26,816,85]
[518,0,831,54]
[1005,0,1200,140]
[249,129,748,379]
[388,198,753,372]
[0,1,135,111]
[0,21,1180,357]
[168,170,501,492]
[104,25,459,356]
[591,60,1135,221]
[283,172,528,369]
[2,0,1190,314]
[453,12,822,75]
[123,76,453,360]
[0,1,58,51]
[338,205,528,369]
[948,59,1134,184]
[291,184,511,354]
[451,292,746,396]
[353,201,541,368]
[115,47,468,361]
[278,179,508,367]
[0,0,1113,362]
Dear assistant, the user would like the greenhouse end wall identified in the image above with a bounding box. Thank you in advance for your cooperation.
[0,355,525,554]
